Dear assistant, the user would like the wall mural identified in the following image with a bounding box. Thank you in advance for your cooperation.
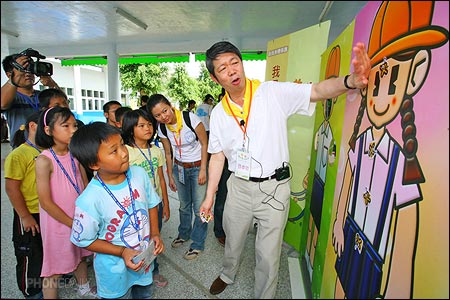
[303,20,355,298]
[319,1,448,298]
[266,22,330,252]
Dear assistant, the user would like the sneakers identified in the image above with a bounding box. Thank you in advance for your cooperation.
[153,273,168,287]
[77,285,98,299]
[171,237,186,248]
[183,248,202,260]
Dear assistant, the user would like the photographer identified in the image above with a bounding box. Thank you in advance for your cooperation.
[1,49,59,148]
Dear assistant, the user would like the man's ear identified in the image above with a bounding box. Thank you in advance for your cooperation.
[210,73,218,84]
[407,49,430,97]
[103,112,108,119]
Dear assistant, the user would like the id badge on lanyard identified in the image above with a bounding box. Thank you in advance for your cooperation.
[177,164,185,184]
[173,131,185,184]
[235,147,251,180]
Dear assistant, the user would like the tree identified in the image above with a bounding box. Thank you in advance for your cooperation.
[119,62,223,109]
[166,64,199,110]
[119,63,169,98]
[197,62,222,102]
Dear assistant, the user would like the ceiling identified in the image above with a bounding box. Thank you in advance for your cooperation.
[1,1,368,60]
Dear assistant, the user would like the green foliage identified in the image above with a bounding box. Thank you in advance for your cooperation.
[166,64,199,110]
[119,62,222,109]
[119,63,169,97]
[197,63,222,102]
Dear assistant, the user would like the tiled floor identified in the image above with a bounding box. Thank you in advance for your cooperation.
[1,142,301,299]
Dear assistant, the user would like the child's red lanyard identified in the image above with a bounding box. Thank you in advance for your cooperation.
[173,132,183,160]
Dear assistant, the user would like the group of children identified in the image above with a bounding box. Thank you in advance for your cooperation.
[5,91,170,299]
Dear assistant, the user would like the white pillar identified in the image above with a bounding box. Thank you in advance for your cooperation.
[107,47,120,103]
[73,66,83,115]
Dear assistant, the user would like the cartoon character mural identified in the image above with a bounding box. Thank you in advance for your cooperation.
[306,45,340,280]
[332,1,448,299]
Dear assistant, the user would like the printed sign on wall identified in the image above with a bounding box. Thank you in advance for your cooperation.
[266,22,330,251]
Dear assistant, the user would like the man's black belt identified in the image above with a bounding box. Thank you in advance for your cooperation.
[249,174,277,182]
[232,172,277,182]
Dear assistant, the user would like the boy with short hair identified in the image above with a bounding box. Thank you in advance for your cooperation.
[69,122,164,299]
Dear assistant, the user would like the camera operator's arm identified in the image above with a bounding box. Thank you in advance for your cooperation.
[1,78,18,110]
[0,56,29,110]
[39,76,60,89]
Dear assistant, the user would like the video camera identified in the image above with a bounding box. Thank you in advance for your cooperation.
[12,48,53,77]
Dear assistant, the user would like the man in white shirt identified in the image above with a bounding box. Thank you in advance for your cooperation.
[200,40,371,298]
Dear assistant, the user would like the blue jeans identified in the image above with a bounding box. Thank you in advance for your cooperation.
[112,284,153,299]
[172,164,208,251]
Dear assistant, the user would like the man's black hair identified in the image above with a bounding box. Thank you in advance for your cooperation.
[205,41,242,77]
[2,54,16,73]
[102,100,122,113]
[70,122,122,171]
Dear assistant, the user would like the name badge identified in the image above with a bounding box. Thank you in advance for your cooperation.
[235,148,251,180]
[177,165,185,184]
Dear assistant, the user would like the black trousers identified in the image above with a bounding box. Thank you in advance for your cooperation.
[214,158,231,238]
[12,211,43,298]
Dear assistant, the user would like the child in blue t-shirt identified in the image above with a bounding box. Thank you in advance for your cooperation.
[69,122,164,299]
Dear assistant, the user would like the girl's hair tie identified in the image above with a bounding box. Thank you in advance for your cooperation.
[19,124,26,131]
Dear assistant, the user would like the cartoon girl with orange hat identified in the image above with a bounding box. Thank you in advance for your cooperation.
[332,1,448,298]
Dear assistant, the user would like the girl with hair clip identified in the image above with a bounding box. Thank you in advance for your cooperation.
[5,111,44,299]
[35,106,96,299]
[121,109,170,287]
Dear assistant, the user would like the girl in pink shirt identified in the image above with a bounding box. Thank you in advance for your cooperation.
[35,106,96,298]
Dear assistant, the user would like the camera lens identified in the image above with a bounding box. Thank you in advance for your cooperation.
[34,62,53,76]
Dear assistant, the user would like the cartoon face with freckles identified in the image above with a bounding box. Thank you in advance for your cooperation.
[366,56,413,129]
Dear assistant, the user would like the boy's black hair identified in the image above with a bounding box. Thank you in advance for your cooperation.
[38,88,69,110]
[121,109,156,146]
[70,122,122,171]
[114,106,132,126]
[35,106,75,148]
[205,41,242,77]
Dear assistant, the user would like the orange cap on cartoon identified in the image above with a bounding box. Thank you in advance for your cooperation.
[368,1,448,66]
[325,45,341,79]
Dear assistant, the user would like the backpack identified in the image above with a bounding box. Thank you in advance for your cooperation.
[159,111,198,141]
